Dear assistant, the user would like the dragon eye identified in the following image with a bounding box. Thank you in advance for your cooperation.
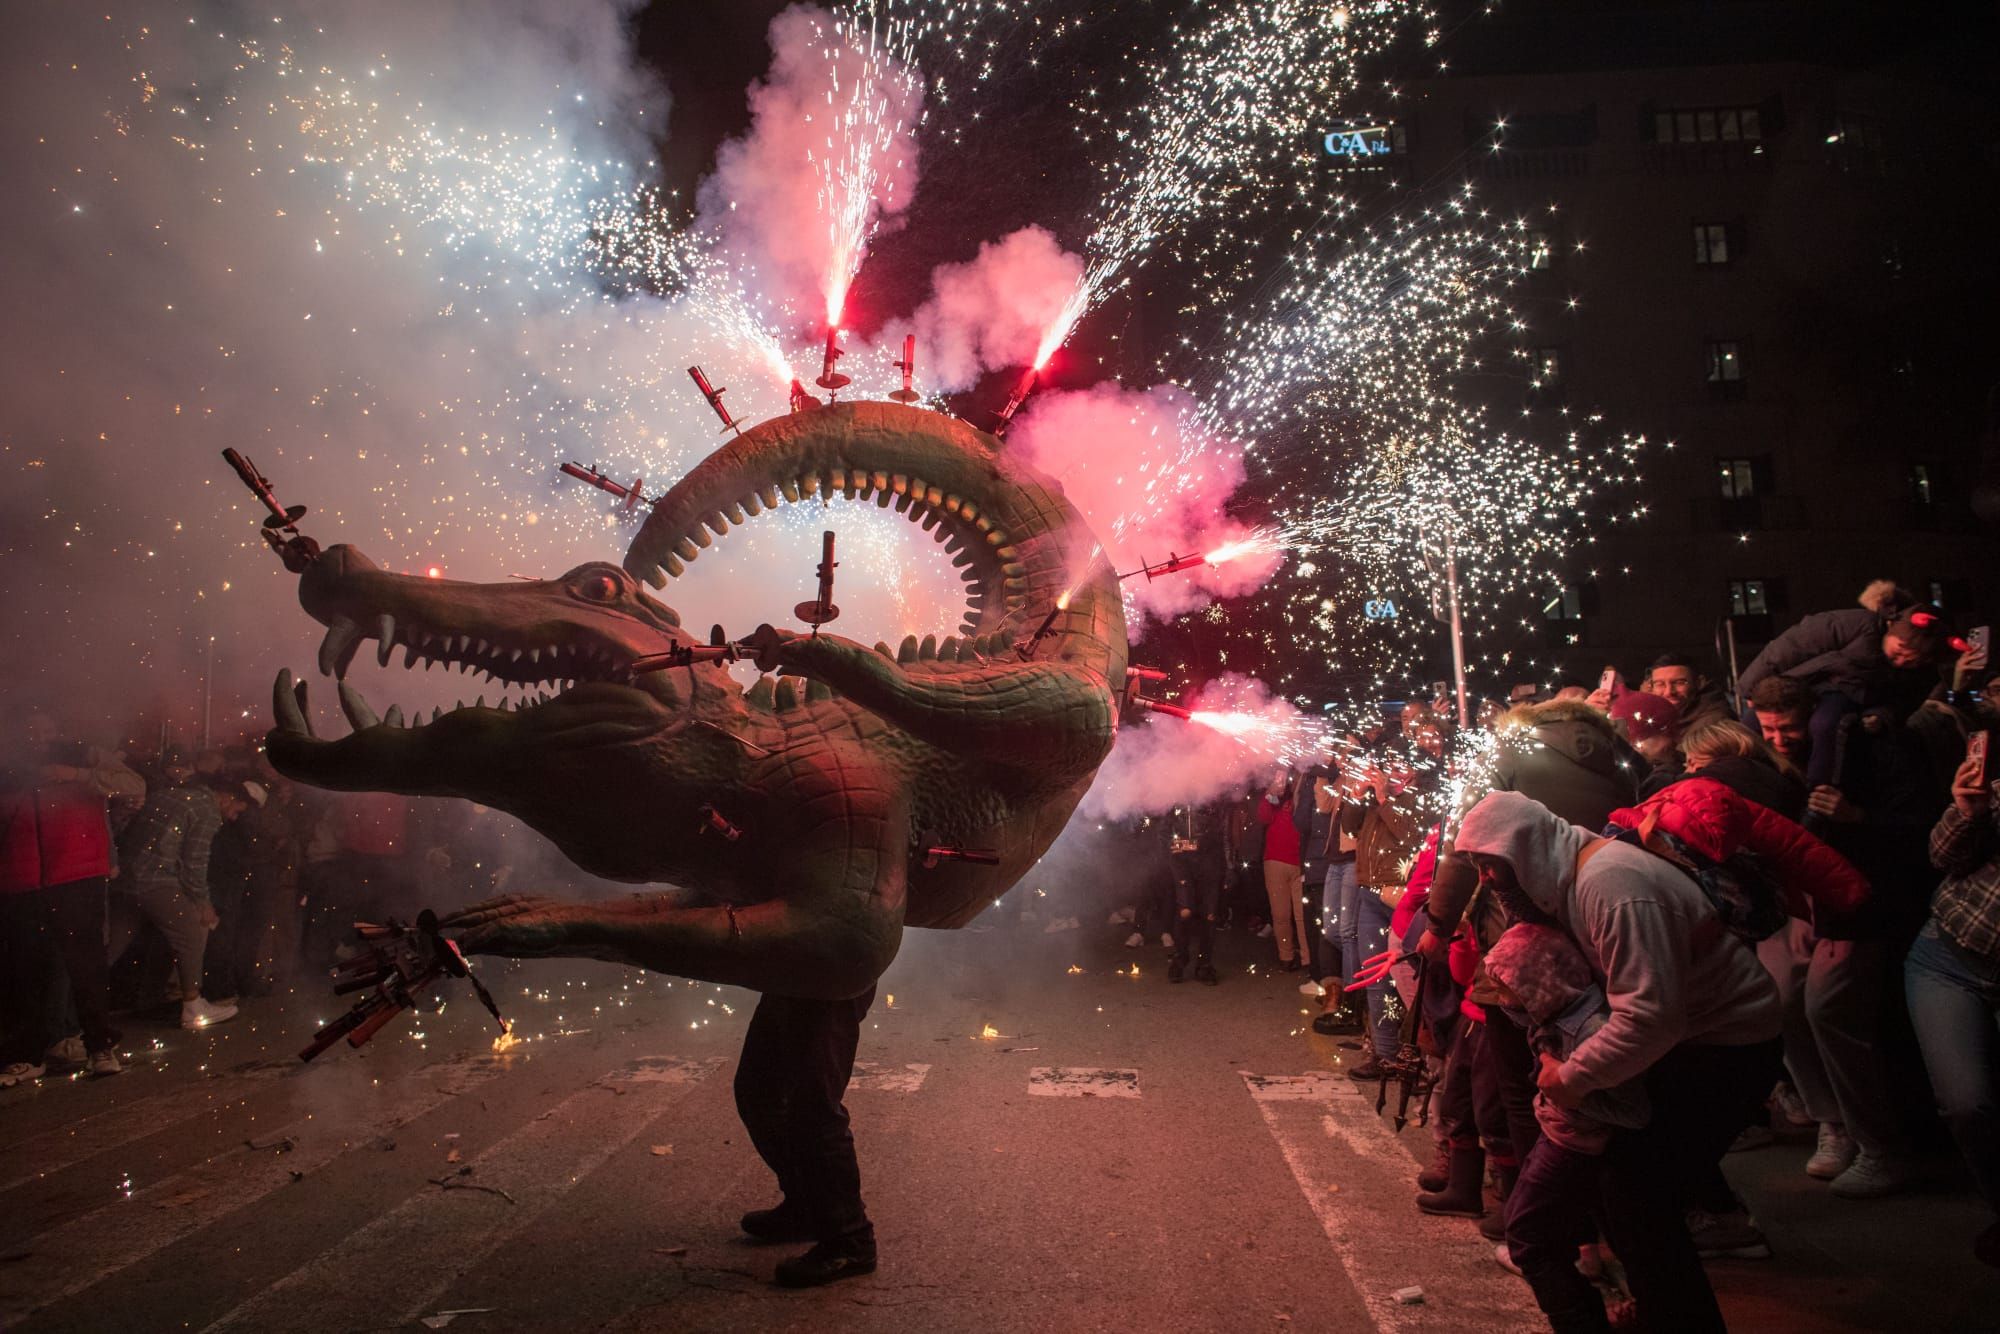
[577,572,621,603]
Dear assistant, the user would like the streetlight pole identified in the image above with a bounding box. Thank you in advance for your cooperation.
[1444,532,1468,730]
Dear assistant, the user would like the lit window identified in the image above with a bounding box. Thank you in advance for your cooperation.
[1544,588,1583,621]
[1728,579,1769,616]
[1534,347,1566,386]
[1694,223,1730,265]
[1527,228,1553,270]
[1655,104,1767,145]
[1706,340,1743,383]
[1718,458,1756,499]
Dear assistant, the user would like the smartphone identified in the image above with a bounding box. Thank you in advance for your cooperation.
[1598,667,1619,694]
[1969,731,1991,786]
[1971,626,1991,658]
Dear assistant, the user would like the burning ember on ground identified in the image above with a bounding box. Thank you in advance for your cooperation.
[491,1020,521,1055]
[979,1024,1001,1040]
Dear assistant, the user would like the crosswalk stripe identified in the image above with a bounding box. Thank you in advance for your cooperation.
[1242,1071,1542,1332]
[849,1060,930,1093]
[200,1056,724,1334]
[0,1056,505,1327]
[0,1063,296,1196]
[1027,1066,1141,1098]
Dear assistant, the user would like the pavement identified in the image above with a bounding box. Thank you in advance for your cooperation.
[1,909,1994,1333]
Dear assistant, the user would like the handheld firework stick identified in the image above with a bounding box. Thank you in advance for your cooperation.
[558,462,652,516]
[794,530,840,634]
[221,449,321,573]
[1372,952,1433,1131]
[1123,551,1208,582]
[1016,605,1062,660]
[815,326,851,394]
[300,909,508,1062]
[992,366,1039,435]
[687,365,742,435]
[921,845,1002,869]
[888,333,920,404]
[628,624,743,675]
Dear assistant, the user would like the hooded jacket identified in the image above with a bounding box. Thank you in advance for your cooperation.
[1606,776,1871,921]
[1492,701,1639,831]
[1454,791,1781,1098]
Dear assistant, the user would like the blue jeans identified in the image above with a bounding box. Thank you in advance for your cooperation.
[1318,862,1357,981]
[1905,919,2000,1214]
[1356,886,1400,1059]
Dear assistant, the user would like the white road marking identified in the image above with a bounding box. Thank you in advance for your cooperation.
[201,1056,724,1334]
[0,1056,505,1328]
[1027,1067,1141,1098]
[1242,1071,1541,1332]
[0,1062,296,1195]
[849,1060,931,1093]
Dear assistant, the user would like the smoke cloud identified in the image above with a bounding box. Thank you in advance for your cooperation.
[1083,674,1317,819]
[1010,382,1281,626]
[895,226,1086,392]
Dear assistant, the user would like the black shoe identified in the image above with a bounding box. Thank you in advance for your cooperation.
[774,1240,878,1288]
[740,1204,817,1244]
[1347,1058,1386,1081]
[1167,959,1185,983]
[1282,958,1304,973]
[1195,963,1219,986]
[1312,1007,1363,1036]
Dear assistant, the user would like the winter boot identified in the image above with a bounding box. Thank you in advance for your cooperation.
[1479,1160,1520,1240]
[1416,1140,1452,1193]
[1416,1146,1486,1218]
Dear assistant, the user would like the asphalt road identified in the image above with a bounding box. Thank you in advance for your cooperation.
[2,911,1994,1333]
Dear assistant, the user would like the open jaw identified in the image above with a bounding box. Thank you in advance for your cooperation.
[624,403,1068,640]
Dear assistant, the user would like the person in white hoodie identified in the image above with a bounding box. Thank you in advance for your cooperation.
[1452,791,1783,1334]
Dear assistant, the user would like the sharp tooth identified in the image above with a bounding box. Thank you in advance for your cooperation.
[273,669,311,736]
[431,706,443,724]
[383,704,405,729]
[528,647,542,665]
[457,658,472,674]
[405,645,420,669]
[474,695,486,709]
[456,634,473,655]
[510,648,524,663]
[454,699,464,711]
[375,615,396,666]
[316,617,360,678]
[337,680,380,731]
[473,637,489,656]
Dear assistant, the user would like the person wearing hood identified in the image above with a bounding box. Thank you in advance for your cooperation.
[1453,791,1782,1334]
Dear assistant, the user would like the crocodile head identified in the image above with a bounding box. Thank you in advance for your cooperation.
[265,401,1125,892]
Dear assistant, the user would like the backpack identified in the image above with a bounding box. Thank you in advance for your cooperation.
[1600,810,1790,943]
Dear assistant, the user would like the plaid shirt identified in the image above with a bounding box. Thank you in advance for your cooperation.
[118,785,222,903]
[1928,789,2000,958]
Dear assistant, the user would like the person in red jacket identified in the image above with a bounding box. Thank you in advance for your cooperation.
[1256,767,1309,971]
[1,712,144,1085]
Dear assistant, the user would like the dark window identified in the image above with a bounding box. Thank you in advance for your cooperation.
[1882,237,1907,280]
[1706,340,1744,384]
[1719,457,1756,499]
[1544,587,1583,621]
[1728,579,1770,616]
[1694,222,1731,265]
[1829,113,1887,174]
[1910,464,1934,505]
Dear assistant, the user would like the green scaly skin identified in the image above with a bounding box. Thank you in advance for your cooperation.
[265,402,1127,999]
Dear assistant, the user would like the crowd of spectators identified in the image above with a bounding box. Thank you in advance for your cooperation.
[1099,580,1998,1329]
[1,716,569,1090]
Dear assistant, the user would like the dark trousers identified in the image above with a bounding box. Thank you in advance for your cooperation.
[1598,1038,1783,1334]
[734,988,876,1247]
[1170,858,1220,968]
[1507,1138,1613,1334]
[1482,1008,1544,1162]
[1,879,119,1061]
[1435,1020,1518,1162]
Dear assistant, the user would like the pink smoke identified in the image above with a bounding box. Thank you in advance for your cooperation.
[699,5,922,328]
[893,226,1086,391]
[1009,382,1281,625]
[1084,674,1319,819]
